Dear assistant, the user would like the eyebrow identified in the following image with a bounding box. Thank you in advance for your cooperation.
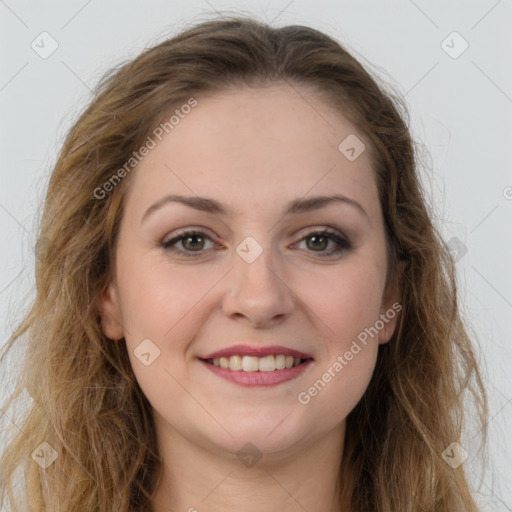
[141,193,370,224]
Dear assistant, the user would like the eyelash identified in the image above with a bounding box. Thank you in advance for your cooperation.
[160,227,351,259]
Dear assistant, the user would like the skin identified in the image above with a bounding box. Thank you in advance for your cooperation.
[99,83,399,512]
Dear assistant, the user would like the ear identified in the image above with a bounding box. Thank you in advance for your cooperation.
[378,262,403,345]
[377,297,402,345]
[97,281,124,341]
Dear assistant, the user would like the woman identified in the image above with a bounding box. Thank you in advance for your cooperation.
[0,15,487,512]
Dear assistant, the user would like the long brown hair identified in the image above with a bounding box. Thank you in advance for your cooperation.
[0,15,487,511]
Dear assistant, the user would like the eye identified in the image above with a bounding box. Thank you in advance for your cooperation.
[160,227,351,259]
[160,229,218,257]
[293,227,351,258]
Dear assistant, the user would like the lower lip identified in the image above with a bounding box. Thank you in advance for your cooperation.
[199,359,313,387]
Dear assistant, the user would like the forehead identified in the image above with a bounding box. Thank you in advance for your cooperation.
[123,84,380,221]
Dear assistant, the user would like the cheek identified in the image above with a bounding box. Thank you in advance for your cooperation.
[117,262,217,408]
[297,341,378,432]
[295,259,384,404]
[301,258,386,342]
[294,261,383,418]
[118,256,218,339]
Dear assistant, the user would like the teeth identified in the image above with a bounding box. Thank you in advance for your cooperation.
[228,355,242,371]
[209,354,305,372]
[243,356,259,372]
[275,355,286,370]
[258,355,274,372]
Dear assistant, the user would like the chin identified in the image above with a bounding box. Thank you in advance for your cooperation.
[202,414,316,459]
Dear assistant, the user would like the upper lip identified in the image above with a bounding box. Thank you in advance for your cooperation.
[200,344,313,360]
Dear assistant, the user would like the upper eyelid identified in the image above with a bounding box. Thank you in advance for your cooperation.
[162,227,216,244]
[162,227,350,253]
[163,225,348,242]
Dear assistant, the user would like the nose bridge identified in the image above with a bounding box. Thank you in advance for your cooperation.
[222,234,295,325]
[235,236,278,287]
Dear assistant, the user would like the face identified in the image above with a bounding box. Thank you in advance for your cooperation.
[99,84,399,459]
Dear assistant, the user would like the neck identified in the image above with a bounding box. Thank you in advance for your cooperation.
[149,421,347,512]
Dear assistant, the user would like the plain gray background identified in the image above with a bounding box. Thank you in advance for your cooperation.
[1,0,511,509]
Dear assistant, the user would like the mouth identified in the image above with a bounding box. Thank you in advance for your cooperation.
[200,354,313,372]
[198,344,314,386]
[198,346,314,387]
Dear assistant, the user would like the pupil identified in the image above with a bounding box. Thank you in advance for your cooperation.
[308,235,327,251]
[185,236,203,250]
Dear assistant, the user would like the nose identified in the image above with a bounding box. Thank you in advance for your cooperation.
[221,242,295,328]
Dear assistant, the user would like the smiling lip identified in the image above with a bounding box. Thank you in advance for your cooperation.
[200,344,313,359]
[198,344,314,387]
[200,358,313,387]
